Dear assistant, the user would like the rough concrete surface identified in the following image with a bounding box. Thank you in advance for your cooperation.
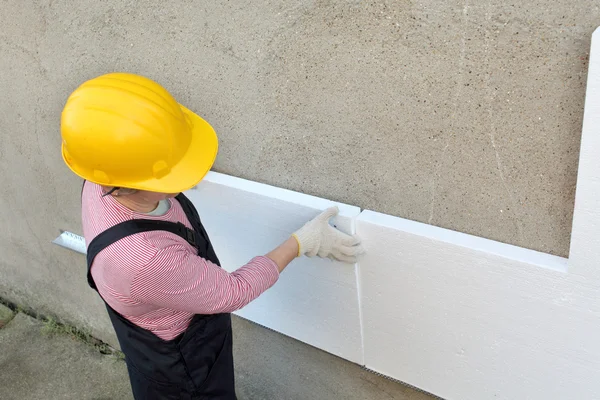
[0,0,598,398]
[0,312,433,400]
[0,303,14,329]
[0,313,131,400]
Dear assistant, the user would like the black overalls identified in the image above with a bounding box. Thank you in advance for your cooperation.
[85,192,237,400]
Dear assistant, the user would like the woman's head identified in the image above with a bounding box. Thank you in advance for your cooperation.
[61,73,219,193]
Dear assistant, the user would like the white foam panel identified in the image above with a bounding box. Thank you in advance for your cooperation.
[357,211,600,399]
[569,27,600,280]
[185,172,363,364]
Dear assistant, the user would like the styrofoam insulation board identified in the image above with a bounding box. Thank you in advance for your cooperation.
[359,210,568,273]
[568,27,600,280]
[357,27,600,400]
[184,172,364,364]
[357,210,600,400]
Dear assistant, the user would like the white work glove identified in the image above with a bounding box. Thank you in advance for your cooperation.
[292,207,363,264]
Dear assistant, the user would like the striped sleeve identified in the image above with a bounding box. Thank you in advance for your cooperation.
[129,244,280,314]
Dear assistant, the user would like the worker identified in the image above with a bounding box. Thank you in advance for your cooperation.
[60,73,363,400]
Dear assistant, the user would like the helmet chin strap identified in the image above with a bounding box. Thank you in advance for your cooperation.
[102,187,121,197]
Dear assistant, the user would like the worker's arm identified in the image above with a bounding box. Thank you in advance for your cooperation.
[266,237,300,273]
[130,207,363,314]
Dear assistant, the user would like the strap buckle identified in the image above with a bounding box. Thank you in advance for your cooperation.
[185,228,196,246]
[177,223,197,247]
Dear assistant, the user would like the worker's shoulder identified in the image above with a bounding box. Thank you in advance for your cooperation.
[106,226,193,252]
[96,229,193,270]
[136,228,195,252]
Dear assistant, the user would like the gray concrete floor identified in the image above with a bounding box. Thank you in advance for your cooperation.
[0,304,436,400]
[0,311,131,400]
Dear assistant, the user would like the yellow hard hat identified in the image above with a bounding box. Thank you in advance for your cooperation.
[61,72,218,193]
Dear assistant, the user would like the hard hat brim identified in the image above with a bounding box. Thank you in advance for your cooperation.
[62,104,218,194]
[156,104,219,193]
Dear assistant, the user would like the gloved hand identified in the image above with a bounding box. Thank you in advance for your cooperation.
[292,207,364,263]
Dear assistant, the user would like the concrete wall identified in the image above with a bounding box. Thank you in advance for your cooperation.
[0,0,598,398]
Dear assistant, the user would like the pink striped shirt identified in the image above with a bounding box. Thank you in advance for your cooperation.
[81,182,279,340]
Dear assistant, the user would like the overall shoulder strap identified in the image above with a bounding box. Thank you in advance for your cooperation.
[175,192,221,266]
[86,219,197,290]
[175,193,202,228]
